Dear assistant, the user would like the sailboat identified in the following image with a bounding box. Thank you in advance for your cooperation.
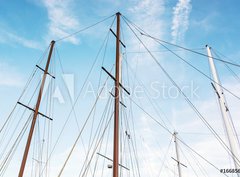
[0,12,240,177]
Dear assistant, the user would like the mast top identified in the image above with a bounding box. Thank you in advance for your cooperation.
[51,40,56,44]
[116,12,121,16]
[205,44,211,49]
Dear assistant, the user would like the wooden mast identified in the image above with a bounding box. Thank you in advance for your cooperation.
[113,12,121,177]
[18,40,55,177]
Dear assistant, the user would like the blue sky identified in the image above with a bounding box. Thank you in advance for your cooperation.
[1,0,240,177]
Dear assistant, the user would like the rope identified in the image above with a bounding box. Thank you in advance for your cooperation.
[56,14,115,42]
[122,15,240,68]
[39,16,116,176]
[122,17,240,166]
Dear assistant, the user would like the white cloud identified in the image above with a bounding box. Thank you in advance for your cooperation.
[134,73,240,177]
[1,1,239,176]
[191,12,218,33]
[128,0,165,49]
[129,0,165,18]
[125,0,167,72]
[0,29,41,50]
[171,0,192,43]
[42,0,80,44]
[0,62,24,87]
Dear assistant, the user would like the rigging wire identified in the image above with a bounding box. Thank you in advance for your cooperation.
[79,112,114,177]
[144,34,240,68]
[122,96,138,177]
[122,16,240,68]
[121,59,136,177]
[3,12,239,176]
[156,135,173,177]
[77,93,113,176]
[86,30,112,170]
[0,45,49,134]
[96,103,113,177]
[124,93,141,177]
[123,58,175,130]
[186,145,211,177]
[211,48,240,151]
[78,102,114,177]
[57,61,115,176]
[38,51,55,176]
[126,48,204,54]
[55,14,115,42]
[122,108,132,177]
[46,49,55,177]
[80,18,126,174]
[122,16,240,166]
[178,131,240,136]
[39,16,117,176]
[99,112,112,177]
[55,46,97,176]
[132,94,229,176]
[129,93,229,176]
[122,22,146,177]
[57,86,112,177]
[148,38,240,101]
[212,48,240,84]
[122,17,240,101]
[123,15,240,101]
[0,79,41,161]
[128,104,142,177]
[122,35,146,177]
[82,32,112,177]
[177,136,229,177]
[0,114,33,175]
[178,144,200,177]
[2,47,56,176]
[0,47,50,173]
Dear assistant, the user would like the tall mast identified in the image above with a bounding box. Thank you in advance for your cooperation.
[206,45,240,171]
[18,40,55,177]
[173,132,182,177]
[113,12,121,177]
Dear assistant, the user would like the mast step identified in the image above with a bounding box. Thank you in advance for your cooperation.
[211,82,220,98]
[109,91,127,108]
[36,65,55,79]
[171,157,187,168]
[17,101,53,121]
[110,28,126,48]
[97,152,129,170]
[102,66,130,95]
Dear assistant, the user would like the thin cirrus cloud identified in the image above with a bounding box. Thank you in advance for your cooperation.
[127,0,166,66]
[171,0,192,44]
[0,28,41,50]
[42,0,81,44]
[0,62,24,87]
[128,0,165,48]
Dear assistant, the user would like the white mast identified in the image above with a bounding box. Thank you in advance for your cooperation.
[206,45,240,171]
[174,132,182,177]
